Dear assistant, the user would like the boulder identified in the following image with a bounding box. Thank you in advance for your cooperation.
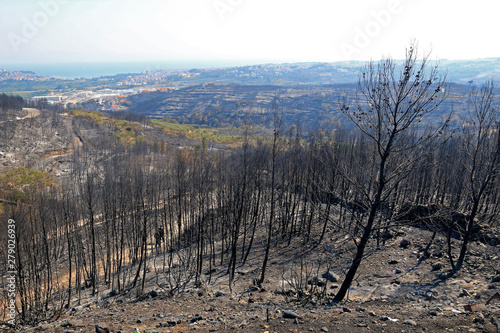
[283,311,300,319]
[322,271,339,283]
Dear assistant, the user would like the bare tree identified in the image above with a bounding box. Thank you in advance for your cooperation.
[258,98,283,286]
[333,44,447,302]
[452,80,499,273]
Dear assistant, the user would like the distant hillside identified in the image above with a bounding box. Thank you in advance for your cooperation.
[124,83,473,131]
[125,84,355,130]
[2,58,500,96]
[439,58,500,83]
[174,58,500,86]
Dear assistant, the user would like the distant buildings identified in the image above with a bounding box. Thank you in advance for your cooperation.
[31,86,175,110]
[32,95,63,104]
[0,69,50,82]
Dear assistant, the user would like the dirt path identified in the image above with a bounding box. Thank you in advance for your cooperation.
[0,107,40,124]
[62,113,84,148]
[22,107,41,120]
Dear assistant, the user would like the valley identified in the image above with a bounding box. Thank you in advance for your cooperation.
[0,56,499,333]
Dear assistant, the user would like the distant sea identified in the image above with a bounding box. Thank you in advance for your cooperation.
[2,60,257,79]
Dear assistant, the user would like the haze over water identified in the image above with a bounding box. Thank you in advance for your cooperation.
[1,60,259,79]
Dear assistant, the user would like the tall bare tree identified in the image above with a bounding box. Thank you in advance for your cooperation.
[334,44,447,302]
[258,98,283,286]
[452,80,499,273]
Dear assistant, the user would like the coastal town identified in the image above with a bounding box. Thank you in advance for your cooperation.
[0,68,184,110]
[32,86,176,111]
[0,64,302,111]
[0,68,49,82]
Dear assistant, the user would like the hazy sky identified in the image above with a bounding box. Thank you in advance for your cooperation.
[1,0,498,65]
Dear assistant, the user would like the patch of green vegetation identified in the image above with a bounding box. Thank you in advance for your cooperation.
[69,109,145,145]
[151,118,245,145]
[0,168,56,203]
[70,109,106,125]
[151,118,196,135]
[1,168,55,188]
[109,118,145,145]
[70,110,264,147]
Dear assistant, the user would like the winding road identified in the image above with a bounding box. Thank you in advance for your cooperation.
[0,107,41,124]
